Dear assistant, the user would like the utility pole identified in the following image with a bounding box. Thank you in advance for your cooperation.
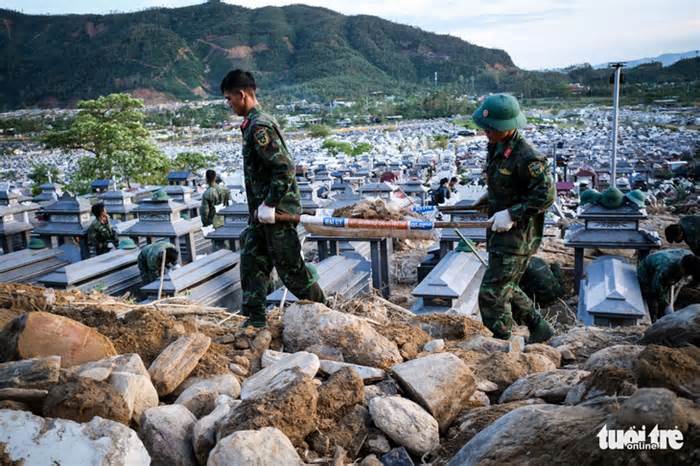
[609,62,625,187]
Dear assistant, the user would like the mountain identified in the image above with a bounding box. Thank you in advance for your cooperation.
[0,1,515,110]
[593,50,700,69]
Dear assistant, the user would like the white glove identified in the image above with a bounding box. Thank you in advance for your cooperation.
[257,203,276,224]
[488,209,514,232]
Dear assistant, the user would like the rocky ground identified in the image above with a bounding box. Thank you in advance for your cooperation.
[0,282,698,465]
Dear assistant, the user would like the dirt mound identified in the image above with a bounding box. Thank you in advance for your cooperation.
[635,344,700,398]
[43,376,131,425]
[373,320,430,360]
[413,313,491,340]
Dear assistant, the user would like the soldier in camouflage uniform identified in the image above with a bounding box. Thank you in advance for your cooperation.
[221,70,325,328]
[472,94,556,342]
[137,241,178,285]
[637,248,700,321]
[201,169,231,229]
[665,216,700,255]
[87,203,119,256]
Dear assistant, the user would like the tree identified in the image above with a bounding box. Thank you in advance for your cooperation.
[351,142,373,156]
[308,124,331,138]
[28,163,61,196]
[42,93,171,193]
[172,151,217,173]
[322,139,353,156]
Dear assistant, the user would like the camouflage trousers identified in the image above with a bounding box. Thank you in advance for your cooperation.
[478,251,544,339]
[240,223,325,324]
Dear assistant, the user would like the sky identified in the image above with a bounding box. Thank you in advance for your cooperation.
[2,0,699,69]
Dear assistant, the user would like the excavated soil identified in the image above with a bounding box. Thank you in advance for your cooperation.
[372,320,430,360]
[43,376,131,425]
[413,313,491,340]
[635,344,700,398]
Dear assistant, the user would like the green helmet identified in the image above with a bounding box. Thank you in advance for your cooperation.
[599,187,625,209]
[27,238,47,250]
[579,189,601,206]
[151,189,169,201]
[472,94,527,132]
[625,189,646,209]
[118,238,138,250]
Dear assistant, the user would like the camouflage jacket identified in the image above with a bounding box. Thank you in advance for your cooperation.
[680,215,700,255]
[637,248,692,308]
[200,183,231,228]
[137,241,177,284]
[484,131,555,256]
[87,218,118,255]
[240,107,301,219]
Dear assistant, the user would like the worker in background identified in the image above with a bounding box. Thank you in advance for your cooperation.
[433,177,450,205]
[87,202,119,256]
[201,169,231,228]
[221,69,325,328]
[637,249,700,322]
[449,176,459,193]
[472,93,556,343]
[137,241,178,285]
[665,215,700,255]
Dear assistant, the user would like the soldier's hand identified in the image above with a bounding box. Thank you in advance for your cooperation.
[489,209,514,232]
[257,204,276,224]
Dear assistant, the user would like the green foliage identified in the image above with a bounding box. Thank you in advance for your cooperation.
[172,151,217,172]
[432,134,449,150]
[322,139,353,156]
[307,124,332,138]
[28,163,61,196]
[352,142,372,156]
[42,93,170,193]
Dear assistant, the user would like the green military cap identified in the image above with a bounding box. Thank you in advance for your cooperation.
[599,187,625,209]
[579,189,601,206]
[151,189,170,201]
[472,94,527,132]
[118,238,138,250]
[625,189,646,209]
[27,238,47,250]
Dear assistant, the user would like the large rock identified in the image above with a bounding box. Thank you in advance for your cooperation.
[498,369,590,404]
[564,367,637,405]
[0,356,60,389]
[457,335,511,353]
[433,399,545,464]
[139,404,197,466]
[392,353,475,431]
[615,388,693,431]
[640,304,700,347]
[282,302,402,369]
[148,333,211,397]
[446,403,609,466]
[69,353,158,424]
[207,428,303,466]
[43,376,131,425]
[549,325,644,363]
[369,396,440,455]
[635,344,700,398]
[466,352,556,392]
[582,344,645,372]
[240,351,318,400]
[309,405,371,457]
[0,408,150,465]
[192,395,240,465]
[319,359,385,383]
[217,368,318,447]
[175,374,241,418]
[523,344,561,368]
[0,312,116,366]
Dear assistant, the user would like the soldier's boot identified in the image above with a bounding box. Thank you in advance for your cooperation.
[304,281,326,305]
[241,310,267,329]
[483,316,512,341]
[525,311,554,343]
